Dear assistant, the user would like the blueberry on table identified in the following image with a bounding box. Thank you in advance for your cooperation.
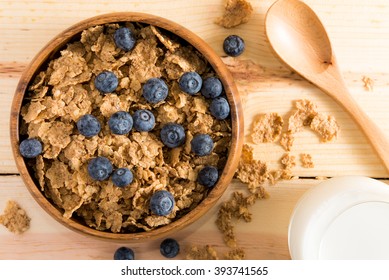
[114,27,136,52]
[160,238,180,258]
[87,156,113,181]
[223,35,245,57]
[111,168,133,188]
[209,97,230,120]
[94,71,118,93]
[142,78,169,104]
[198,166,219,188]
[150,190,175,216]
[201,77,223,99]
[191,134,214,156]
[108,111,133,135]
[76,114,101,137]
[114,246,135,260]
[19,138,42,158]
[160,123,186,148]
[178,71,203,95]
[133,109,155,132]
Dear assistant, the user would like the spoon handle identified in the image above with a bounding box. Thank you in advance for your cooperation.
[316,68,389,174]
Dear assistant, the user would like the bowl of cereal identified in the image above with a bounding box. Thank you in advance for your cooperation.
[10,12,243,241]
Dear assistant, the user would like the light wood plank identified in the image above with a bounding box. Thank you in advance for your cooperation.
[2,67,389,176]
[0,175,314,259]
[2,0,389,259]
[2,0,389,71]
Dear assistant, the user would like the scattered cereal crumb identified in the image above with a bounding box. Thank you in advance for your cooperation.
[213,143,270,249]
[209,99,339,256]
[310,113,340,142]
[315,176,328,180]
[280,153,296,170]
[287,99,340,144]
[268,170,282,185]
[0,200,31,234]
[301,153,314,168]
[235,144,268,188]
[288,99,318,133]
[362,76,374,91]
[224,247,245,260]
[280,131,294,151]
[251,113,283,144]
[215,0,253,28]
[216,189,268,248]
[185,245,219,260]
[185,244,245,260]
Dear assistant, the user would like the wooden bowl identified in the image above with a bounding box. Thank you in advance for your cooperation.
[10,12,243,242]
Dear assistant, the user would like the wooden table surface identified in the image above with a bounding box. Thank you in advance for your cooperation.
[1,0,389,260]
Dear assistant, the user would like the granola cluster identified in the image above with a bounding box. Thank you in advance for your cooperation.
[20,23,232,233]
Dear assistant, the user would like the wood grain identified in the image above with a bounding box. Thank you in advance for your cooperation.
[265,0,389,174]
[1,0,389,259]
[0,176,311,259]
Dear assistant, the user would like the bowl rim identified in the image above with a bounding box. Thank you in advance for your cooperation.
[10,12,244,242]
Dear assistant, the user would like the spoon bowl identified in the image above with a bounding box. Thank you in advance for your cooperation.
[265,0,389,174]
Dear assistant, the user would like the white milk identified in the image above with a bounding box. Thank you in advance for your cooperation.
[288,176,389,259]
[319,202,389,259]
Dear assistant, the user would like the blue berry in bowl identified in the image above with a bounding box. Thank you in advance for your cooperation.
[209,97,230,120]
[108,111,133,135]
[19,138,42,158]
[94,71,118,93]
[114,27,136,52]
[133,109,155,132]
[114,246,135,260]
[111,168,133,188]
[223,35,245,57]
[201,77,223,99]
[150,190,175,216]
[160,238,180,258]
[142,78,169,104]
[87,156,113,181]
[160,123,186,148]
[191,134,214,156]
[178,72,202,95]
[198,166,219,188]
[76,114,101,137]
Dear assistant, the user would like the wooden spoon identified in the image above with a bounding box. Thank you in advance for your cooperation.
[265,0,389,174]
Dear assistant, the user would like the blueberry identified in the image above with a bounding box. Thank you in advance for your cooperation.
[198,166,219,188]
[201,77,223,99]
[111,168,133,188]
[191,134,214,156]
[133,109,155,132]
[150,190,175,216]
[114,27,136,52]
[87,156,113,181]
[19,138,42,158]
[223,35,245,57]
[142,78,168,104]
[94,71,118,93]
[108,111,133,135]
[76,114,101,137]
[114,246,135,260]
[178,72,202,95]
[160,123,186,148]
[209,97,230,120]
[160,238,180,258]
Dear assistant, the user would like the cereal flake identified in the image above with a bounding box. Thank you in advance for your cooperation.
[215,0,253,28]
[0,200,31,234]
